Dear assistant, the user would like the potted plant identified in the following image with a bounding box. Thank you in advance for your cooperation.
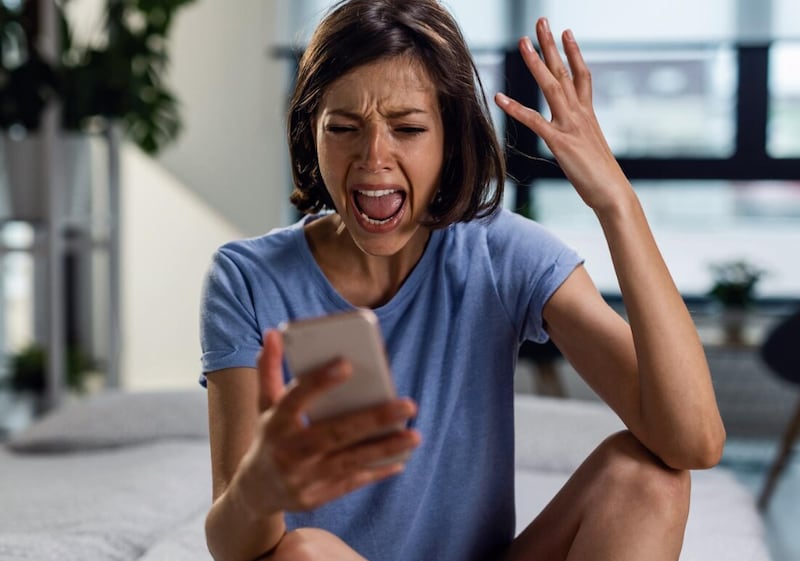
[0,0,195,220]
[2,343,95,414]
[709,259,766,309]
[0,2,59,132]
[708,259,767,344]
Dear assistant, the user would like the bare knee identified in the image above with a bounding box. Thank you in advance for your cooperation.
[271,528,367,561]
[594,431,691,519]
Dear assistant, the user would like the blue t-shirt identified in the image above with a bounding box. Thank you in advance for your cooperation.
[199,208,582,561]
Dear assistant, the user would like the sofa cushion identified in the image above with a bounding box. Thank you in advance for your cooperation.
[514,394,625,472]
[7,390,208,453]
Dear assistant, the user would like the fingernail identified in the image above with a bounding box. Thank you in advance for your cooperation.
[392,400,414,418]
[565,28,574,42]
[540,17,550,33]
[495,92,510,106]
[386,463,405,476]
[522,36,534,53]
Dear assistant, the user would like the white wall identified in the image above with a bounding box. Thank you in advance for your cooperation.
[65,0,292,388]
[114,0,294,388]
[157,0,292,237]
[119,146,243,390]
[115,0,296,388]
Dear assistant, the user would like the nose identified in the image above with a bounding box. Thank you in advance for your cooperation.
[358,124,392,173]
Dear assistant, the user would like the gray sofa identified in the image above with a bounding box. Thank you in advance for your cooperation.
[0,391,771,560]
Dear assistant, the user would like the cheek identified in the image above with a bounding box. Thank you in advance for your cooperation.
[316,143,340,179]
[411,143,444,184]
[316,145,350,205]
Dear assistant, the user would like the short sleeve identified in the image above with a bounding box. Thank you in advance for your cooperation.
[198,247,263,386]
[487,210,583,344]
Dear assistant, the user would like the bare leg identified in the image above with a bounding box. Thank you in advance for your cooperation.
[270,528,368,561]
[507,431,690,561]
[271,431,688,561]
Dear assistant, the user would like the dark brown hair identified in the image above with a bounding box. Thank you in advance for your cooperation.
[287,0,505,228]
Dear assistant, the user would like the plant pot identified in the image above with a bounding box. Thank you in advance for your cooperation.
[0,132,92,223]
[720,308,748,346]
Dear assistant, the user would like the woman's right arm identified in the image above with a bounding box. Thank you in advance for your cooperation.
[204,331,420,561]
[205,364,287,561]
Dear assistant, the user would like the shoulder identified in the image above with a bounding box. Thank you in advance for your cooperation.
[436,209,579,276]
[448,208,559,242]
[451,208,575,262]
[217,220,305,264]
[486,208,565,244]
[210,217,312,279]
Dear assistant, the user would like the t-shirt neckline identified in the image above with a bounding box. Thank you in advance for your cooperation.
[291,213,444,317]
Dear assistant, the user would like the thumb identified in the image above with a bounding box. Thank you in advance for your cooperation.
[257,329,286,412]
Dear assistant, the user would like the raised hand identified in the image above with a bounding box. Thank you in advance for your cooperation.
[235,329,420,516]
[495,17,633,215]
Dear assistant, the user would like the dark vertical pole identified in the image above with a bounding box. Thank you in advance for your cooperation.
[735,45,770,162]
[503,48,542,218]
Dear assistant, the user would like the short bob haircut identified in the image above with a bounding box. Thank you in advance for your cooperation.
[287,0,505,228]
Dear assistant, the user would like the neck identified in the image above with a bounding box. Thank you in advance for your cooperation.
[305,215,430,308]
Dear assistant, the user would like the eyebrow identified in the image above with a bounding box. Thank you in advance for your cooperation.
[327,108,430,120]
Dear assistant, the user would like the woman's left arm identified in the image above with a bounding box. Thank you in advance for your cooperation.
[496,18,725,469]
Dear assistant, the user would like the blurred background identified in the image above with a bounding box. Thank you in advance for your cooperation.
[0,0,798,557]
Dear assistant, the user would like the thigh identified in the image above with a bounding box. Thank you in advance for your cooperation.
[505,430,690,561]
[270,528,369,561]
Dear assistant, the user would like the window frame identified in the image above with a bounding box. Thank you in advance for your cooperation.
[504,44,798,193]
[503,43,800,307]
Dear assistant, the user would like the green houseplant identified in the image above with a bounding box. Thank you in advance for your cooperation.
[0,0,195,154]
[4,343,93,394]
[708,259,767,345]
[1,343,95,414]
[1,0,194,221]
[708,259,766,310]
[0,1,59,131]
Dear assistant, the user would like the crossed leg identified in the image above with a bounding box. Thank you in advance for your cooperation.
[269,430,690,561]
[506,430,691,561]
[267,528,368,561]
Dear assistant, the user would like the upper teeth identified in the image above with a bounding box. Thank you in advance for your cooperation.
[358,189,398,197]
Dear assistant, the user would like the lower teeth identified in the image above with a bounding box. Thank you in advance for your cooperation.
[361,212,393,226]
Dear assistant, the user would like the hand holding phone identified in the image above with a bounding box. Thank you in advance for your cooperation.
[280,308,415,467]
[229,326,417,519]
[280,308,400,421]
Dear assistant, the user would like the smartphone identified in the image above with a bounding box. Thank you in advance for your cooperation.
[279,308,399,424]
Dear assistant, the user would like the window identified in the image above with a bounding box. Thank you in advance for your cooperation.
[768,42,800,157]
[774,0,800,39]
[538,47,737,158]
[525,180,800,298]
[528,0,736,44]
[0,222,35,357]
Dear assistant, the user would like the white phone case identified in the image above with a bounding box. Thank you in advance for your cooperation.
[280,308,397,422]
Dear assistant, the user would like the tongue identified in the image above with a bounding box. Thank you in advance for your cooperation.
[355,191,404,220]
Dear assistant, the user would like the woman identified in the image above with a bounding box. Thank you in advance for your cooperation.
[200,1,726,560]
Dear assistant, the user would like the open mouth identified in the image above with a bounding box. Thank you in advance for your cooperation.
[352,188,407,226]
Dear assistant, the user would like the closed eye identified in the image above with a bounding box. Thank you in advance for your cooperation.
[396,126,427,135]
[326,125,357,134]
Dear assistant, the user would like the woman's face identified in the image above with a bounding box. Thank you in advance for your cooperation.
[314,56,444,257]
